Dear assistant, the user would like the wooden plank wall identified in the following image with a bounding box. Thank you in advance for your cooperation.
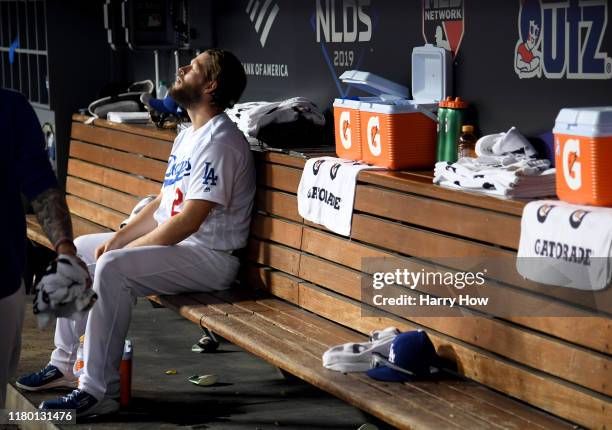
[64,118,173,235]
[247,152,612,430]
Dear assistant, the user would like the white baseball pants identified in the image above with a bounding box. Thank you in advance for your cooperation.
[0,282,24,409]
[49,232,239,400]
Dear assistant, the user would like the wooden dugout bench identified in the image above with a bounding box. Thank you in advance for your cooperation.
[26,114,611,429]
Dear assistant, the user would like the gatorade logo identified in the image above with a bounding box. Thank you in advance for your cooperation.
[339,111,352,149]
[367,116,381,156]
[562,138,582,190]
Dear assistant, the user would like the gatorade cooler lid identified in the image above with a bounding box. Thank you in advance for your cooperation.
[553,106,612,137]
[359,99,438,121]
[412,44,452,104]
[339,70,410,100]
[333,96,380,109]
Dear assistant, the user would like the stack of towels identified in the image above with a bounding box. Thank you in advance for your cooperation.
[433,127,556,198]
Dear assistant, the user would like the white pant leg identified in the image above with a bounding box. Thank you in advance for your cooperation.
[0,283,25,409]
[50,233,113,375]
[79,242,239,400]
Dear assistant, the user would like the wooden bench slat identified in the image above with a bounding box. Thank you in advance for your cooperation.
[157,290,574,430]
[256,163,301,194]
[296,283,611,430]
[244,265,300,304]
[71,122,172,161]
[68,159,161,196]
[72,115,176,142]
[351,213,612,313]
[256,189,302,222]
[66,195,125,231]
[251,214,303,249]
[159,294,477,430]
[411,381,570,430]
[70,141,167,182]
[359,170,527,217]
[293,251,612,396]
[355,185,521,249]
[247,239,301,276]
[66,176,139,216]
[300,226,611,355]
[251,153,526,217]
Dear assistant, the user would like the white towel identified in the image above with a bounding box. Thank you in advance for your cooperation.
[226,98,325,138]
[517,200,612,291]
[433,157,555,198]
[475,126,537,160]
[297,157,383,236]
[322,327,400,373]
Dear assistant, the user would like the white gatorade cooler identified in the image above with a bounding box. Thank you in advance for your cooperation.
[554,107,612,206]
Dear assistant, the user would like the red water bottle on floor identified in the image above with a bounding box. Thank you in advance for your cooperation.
[120,340,132,407]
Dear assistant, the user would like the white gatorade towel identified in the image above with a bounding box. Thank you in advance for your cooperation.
[297,157,382,236]
[517,200,612,290]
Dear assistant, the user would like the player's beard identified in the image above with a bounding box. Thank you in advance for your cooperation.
[169,80,203,109]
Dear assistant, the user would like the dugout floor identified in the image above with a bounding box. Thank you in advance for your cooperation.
[8,297,387,430]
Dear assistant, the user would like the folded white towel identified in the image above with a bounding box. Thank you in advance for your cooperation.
[433,158,555,198]
[517,200,612,290]
[298,157,383,236]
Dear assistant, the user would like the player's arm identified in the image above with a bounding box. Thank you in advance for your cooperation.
[31,189,77,256]
[125,199,215,248]
[13,90,77,257]
[95,193,162,259]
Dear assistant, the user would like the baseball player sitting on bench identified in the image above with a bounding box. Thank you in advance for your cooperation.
[17,49,255,417]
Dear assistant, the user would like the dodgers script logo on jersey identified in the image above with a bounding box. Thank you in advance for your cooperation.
[514,0,612,80]
[163,155,192,187]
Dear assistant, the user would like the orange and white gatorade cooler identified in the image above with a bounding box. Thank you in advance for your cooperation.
[342,44,451,169]
[333,99,363,160]
[554,107,612,206]
[333,74,408,161]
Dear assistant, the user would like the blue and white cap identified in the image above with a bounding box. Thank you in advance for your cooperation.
[366,330,438,382]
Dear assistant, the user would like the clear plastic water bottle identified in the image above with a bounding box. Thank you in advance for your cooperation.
[73,335,85,381]
[157,80,168,99]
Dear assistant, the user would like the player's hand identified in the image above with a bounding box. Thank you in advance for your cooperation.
[95,234,125,260]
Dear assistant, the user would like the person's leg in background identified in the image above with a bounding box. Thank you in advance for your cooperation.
[48,233,112,376]
[0,283,25,409]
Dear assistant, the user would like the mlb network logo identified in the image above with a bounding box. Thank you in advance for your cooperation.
[246,0,280,47]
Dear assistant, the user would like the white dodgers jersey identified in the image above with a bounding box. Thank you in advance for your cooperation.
[154,113,256,250]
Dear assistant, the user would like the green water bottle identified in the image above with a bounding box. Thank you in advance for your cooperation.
[436,97,451,162]
[442,97,469,163]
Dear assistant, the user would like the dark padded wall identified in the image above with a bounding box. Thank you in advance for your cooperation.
[122,0,612,136]
[212,0,612,136]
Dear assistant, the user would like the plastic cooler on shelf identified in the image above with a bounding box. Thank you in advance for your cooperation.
[554,107,612,206]
[334,44,451,170]
[333,75,408,161]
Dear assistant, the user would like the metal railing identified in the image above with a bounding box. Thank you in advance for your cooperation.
[0,0,49,106]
